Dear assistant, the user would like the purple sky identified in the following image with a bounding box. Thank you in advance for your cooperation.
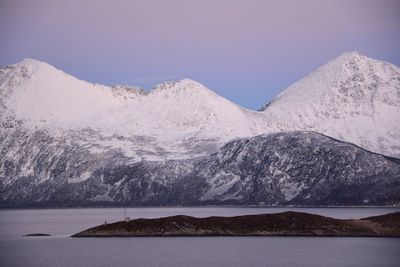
[0,0,399,109]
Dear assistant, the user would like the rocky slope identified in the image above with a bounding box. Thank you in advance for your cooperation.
[1,131,399,207]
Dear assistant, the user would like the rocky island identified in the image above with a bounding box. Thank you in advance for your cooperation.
[25,233,51,237]
[72,211,400,238]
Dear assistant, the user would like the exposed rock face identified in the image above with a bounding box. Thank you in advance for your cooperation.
[1,131,399,207]
[192,132,400,206]
[71,211,400,237]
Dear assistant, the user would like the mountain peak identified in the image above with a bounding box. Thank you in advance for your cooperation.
[339,51,363,58]
[13,58,61,78]
[263,51,399,109]
[260,51,400,158]
[18,57,53,69]
[153,78,203,89]
[332,51,371,64]
[19,57,46,65]
[150,78,215,96]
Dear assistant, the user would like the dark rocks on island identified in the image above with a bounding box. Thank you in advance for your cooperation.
[72,211,400,238]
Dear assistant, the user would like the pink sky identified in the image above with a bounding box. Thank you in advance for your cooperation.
[1,0,399,109]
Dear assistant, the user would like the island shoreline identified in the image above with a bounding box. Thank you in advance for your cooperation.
[72,211,400,238]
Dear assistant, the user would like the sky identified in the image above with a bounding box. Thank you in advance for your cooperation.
[0,0,399,110]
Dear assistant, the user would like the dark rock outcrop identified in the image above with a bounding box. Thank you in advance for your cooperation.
[25,233,51,237]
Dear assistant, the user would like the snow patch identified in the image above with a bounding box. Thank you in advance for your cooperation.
[68,171,92,184]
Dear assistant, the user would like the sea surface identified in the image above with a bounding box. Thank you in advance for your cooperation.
[0,207,399,267]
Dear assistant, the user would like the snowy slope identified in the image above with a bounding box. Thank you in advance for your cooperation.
[0,59,267,160]
[1,52,399,159]
[102,79,263,139]
[261,52,400,157]
[2,58,120,127]
[2,59,259,136]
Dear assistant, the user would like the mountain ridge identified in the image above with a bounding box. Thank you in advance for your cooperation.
[2,51,399,158]
[1,52,399,207]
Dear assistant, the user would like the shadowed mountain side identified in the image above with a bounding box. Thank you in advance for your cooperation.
[1,131,399,207]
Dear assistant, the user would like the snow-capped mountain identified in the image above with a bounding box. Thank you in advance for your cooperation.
[0,52,399,207]
[0,58,267,160]
[1,52,399,161]
[260,51,400,158]
[4,58,257,139]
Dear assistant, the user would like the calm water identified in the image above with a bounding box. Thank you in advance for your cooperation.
[0,207,399,267]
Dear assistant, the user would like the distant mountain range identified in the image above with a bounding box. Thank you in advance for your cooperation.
[0,52,399,207]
